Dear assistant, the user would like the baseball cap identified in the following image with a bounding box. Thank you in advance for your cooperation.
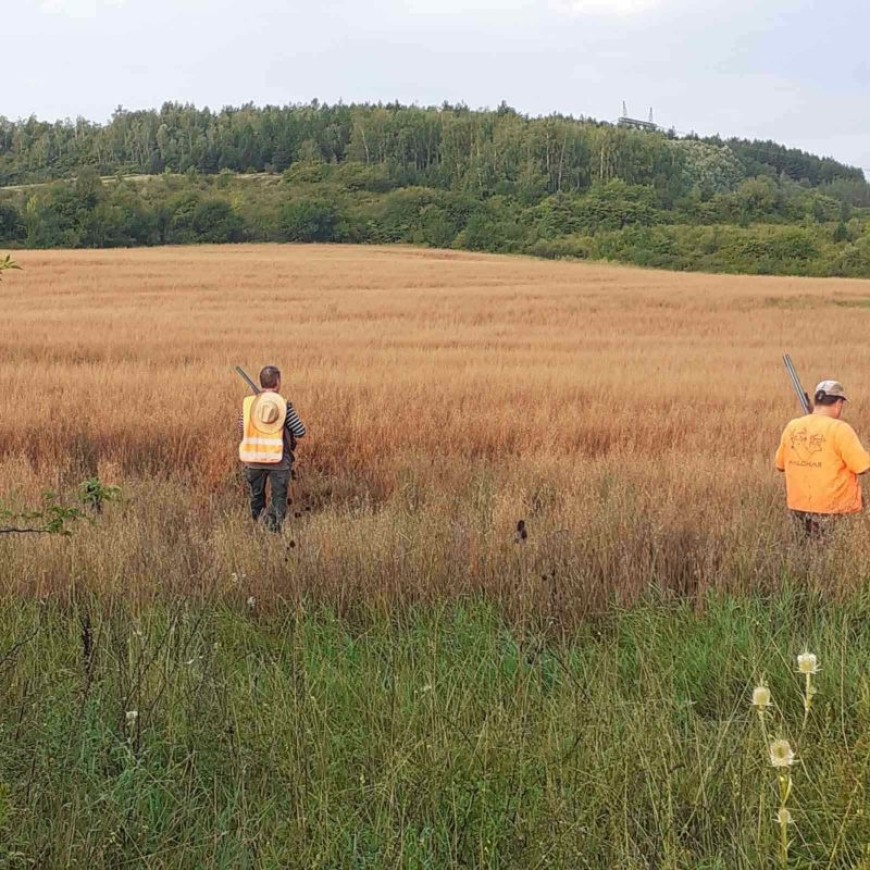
[815,380,848,401]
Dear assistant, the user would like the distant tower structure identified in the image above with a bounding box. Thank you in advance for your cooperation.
[617,102,660,133]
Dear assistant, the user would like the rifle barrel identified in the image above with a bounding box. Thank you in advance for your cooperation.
[234,366,261,395]
[783,354,811,416]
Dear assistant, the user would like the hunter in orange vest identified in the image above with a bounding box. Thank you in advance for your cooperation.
[239,365,307,531]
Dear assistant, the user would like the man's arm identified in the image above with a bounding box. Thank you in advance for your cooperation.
[836,423,870,475]
[285,403,307,440]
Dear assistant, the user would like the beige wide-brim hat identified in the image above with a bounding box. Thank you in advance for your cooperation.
[251,393,287,434]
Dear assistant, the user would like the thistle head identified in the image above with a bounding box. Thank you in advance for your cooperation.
[769,739,796,768]
[797,652,819,675]
[775,808,793,826]
[751,685,772,709]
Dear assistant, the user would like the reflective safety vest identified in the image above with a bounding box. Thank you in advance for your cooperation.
[239,394,286,464]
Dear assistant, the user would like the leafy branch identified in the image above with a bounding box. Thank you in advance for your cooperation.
[79,477,121,515]
[0,479,121,536]
[0,254,21,282]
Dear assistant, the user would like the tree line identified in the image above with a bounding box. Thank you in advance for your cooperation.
[2,101,870,277]
[2,162,870,277]
[1,102,864,196]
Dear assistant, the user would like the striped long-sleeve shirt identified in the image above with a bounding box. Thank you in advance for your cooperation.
[238,396,307,470]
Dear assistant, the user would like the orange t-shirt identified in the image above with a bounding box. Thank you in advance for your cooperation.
[775,414,870,514]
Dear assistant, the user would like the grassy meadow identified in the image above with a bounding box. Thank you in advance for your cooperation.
[4,245,870,866]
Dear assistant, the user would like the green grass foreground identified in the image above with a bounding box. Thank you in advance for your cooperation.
[2,593,870,868]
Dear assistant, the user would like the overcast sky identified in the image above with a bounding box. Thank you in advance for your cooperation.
[7,0,867,173]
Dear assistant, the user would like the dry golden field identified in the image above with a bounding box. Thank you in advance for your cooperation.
[3,243,870,621]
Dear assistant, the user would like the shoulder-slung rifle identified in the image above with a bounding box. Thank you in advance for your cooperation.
[234,366,260,395]
[783,354,811,416]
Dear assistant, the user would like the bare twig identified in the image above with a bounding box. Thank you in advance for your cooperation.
[0,527,56,535]
[0,627,39,672]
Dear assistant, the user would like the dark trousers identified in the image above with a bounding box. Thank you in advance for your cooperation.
[244,466,291,531]
[792,510,839,540]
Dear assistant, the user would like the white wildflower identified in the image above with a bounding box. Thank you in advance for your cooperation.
[775,807,793,826]
[751,685,772,709]
[797,652,819,675]
[769,739,795,769]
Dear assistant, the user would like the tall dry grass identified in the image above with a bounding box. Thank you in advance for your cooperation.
[3,244,870,621]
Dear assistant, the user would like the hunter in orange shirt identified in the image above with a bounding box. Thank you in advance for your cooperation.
[776,379,870,536]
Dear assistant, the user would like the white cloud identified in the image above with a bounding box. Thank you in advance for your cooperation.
[403,0,536,13]
[402,0,667,18]
[39,0,127,18]
[551,0,665,15]
[401,0,667,17]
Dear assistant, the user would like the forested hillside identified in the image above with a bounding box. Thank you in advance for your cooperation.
[3,101,870,276]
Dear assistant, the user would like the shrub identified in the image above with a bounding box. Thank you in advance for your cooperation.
[280,198,339,242]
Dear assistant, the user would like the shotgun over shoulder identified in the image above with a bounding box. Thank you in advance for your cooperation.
[783,354,811,416]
